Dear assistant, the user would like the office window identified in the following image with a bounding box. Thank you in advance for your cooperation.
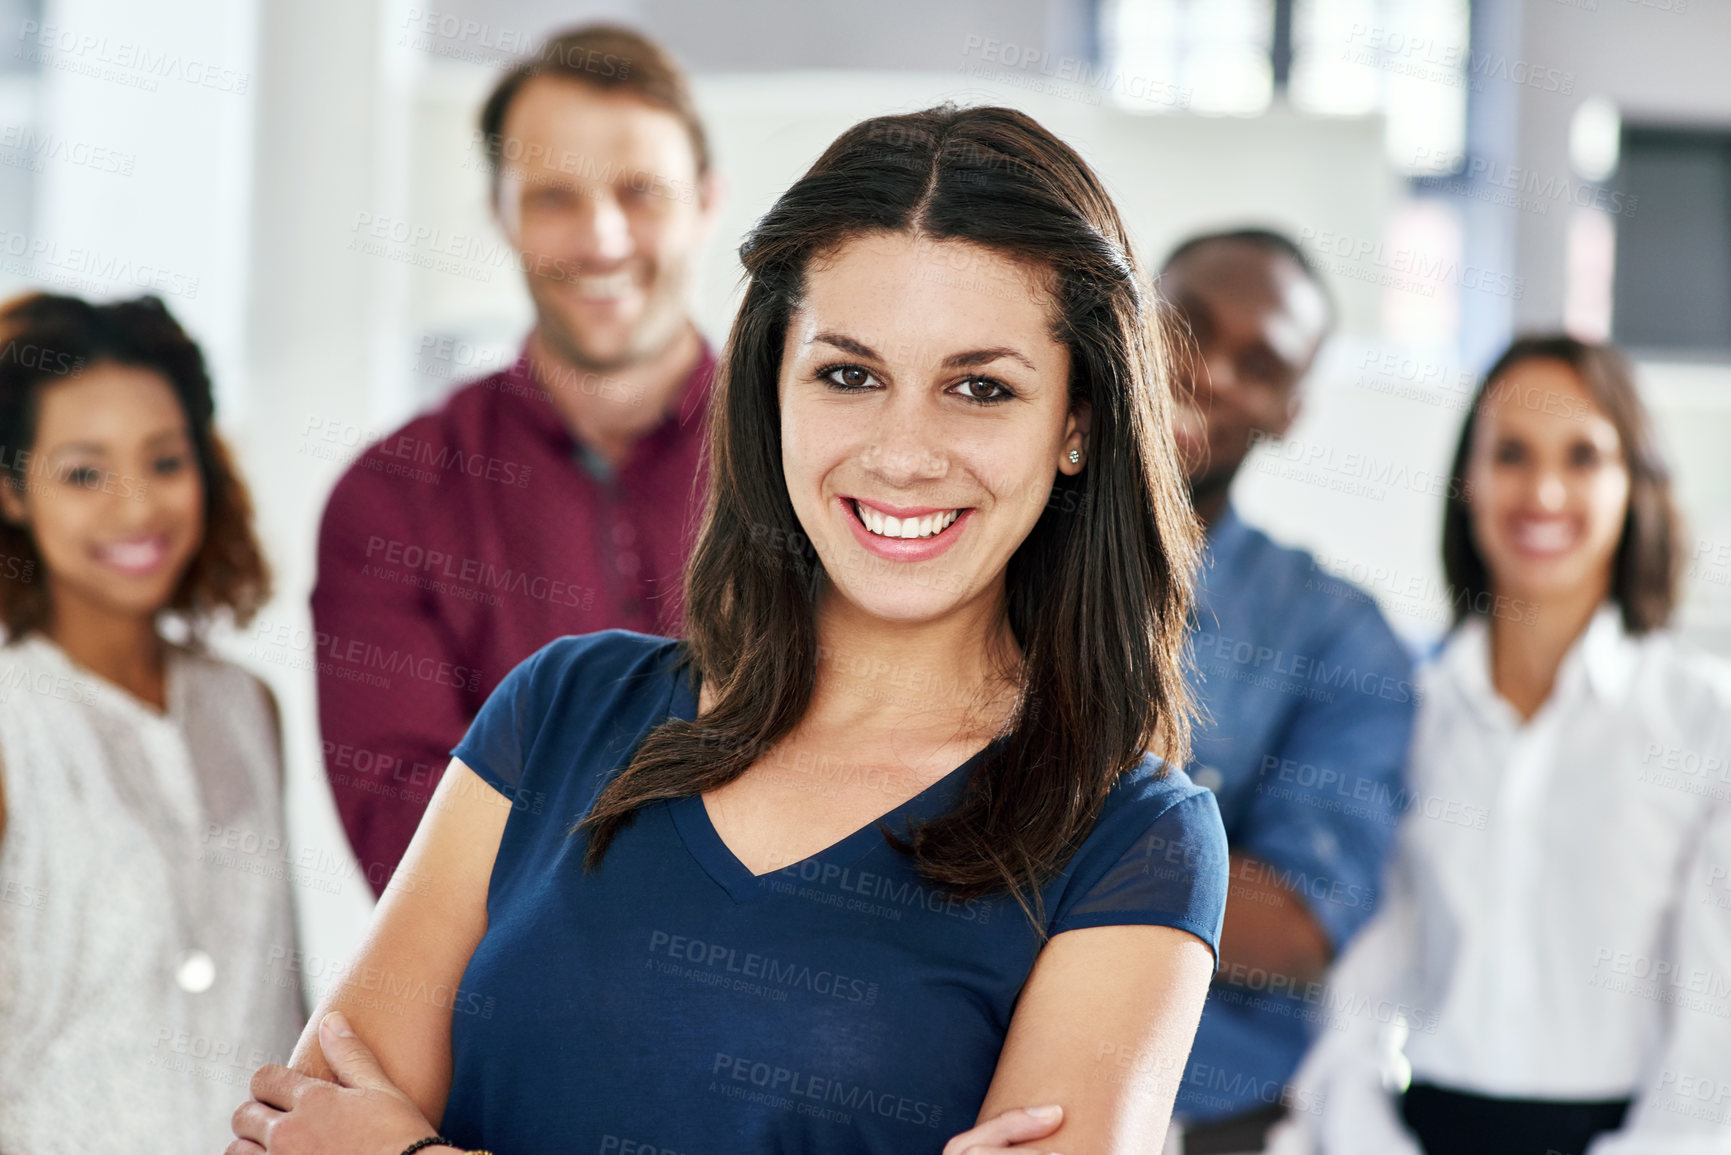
[1100,0,1469,172]
[1100,0,1274,117]
[1289,0,1469,174]
[1611,126,1731,356]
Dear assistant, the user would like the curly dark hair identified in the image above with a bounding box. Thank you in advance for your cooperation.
[0,292,270,638]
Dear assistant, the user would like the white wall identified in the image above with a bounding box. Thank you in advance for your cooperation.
[1509,0,1731,653]
[227,0,409,986]
[33,0,256,412]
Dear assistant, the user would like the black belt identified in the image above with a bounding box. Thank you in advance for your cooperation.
[1181,1102,1288,1154]
[1401,1081,1631,1155]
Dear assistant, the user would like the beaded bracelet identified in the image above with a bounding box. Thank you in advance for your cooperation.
[400,1140,452,1155]
[398,1136,494,1155]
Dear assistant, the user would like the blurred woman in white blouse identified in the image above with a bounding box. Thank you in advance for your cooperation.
[0,294,304,1154]
[1272,335,1731,1155]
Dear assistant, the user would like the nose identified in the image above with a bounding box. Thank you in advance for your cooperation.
[573,189,633,265]
[118,469,169,524]
[1533,470,1568,512]
[89,482,158,542]
[1198,349,1238,401]
[861,391,947,488]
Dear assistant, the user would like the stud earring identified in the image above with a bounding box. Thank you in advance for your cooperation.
[1068,448,1081,464]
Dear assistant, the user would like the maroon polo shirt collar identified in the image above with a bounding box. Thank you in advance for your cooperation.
[506,336,717,465]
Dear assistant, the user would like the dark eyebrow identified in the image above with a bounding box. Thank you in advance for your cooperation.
[45,440,109,456]
[940,346,1037,373]
[812,332,879,360]
[1171,290,1213,329]
[810,332,1037,373]
[1243,339,1287,368]
[1170,293,1298,376]
[46,427,189,457]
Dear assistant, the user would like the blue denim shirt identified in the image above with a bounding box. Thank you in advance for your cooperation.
[1174,505,1418,1124]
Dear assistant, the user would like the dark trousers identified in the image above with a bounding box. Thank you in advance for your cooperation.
[1401,1082,1631,1155]
[1181,1103,1288,1154]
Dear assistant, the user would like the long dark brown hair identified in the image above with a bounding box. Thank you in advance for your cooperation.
[579,105,1202,922]
[0,292,270,638]
[1442,334,1680,633]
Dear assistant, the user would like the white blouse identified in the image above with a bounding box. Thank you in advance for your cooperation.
[0,633,305,1154]
[1274,605,1731,1155]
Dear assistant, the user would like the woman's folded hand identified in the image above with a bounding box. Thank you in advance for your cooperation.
[943,1104,1066,1154]
[227,1012,452,1155]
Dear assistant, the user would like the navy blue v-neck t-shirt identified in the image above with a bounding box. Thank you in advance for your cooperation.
[439,630,1229,1154]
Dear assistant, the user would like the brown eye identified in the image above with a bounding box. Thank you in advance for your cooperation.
[822,365,876,390]
[1239,352,1279,385]
[1493,440,1527,466]
[954,376,1014,403]
[527,187,576,211]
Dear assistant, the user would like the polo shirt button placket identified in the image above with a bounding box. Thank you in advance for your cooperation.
[612,526,643,627]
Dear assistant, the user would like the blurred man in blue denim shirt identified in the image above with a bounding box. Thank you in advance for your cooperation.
[1157,229,1417,1153]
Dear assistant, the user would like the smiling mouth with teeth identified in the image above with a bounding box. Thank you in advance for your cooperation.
[571,271,637,300]
[95,535,170,573]
[850,500,963,540]
[1509,518,1580,555]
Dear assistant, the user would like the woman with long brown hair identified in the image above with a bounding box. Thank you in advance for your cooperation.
[230,104,1230,1155]
[1276,336,1731,1155]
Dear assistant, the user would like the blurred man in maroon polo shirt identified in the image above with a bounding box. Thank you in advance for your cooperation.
[312,25,719,896]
